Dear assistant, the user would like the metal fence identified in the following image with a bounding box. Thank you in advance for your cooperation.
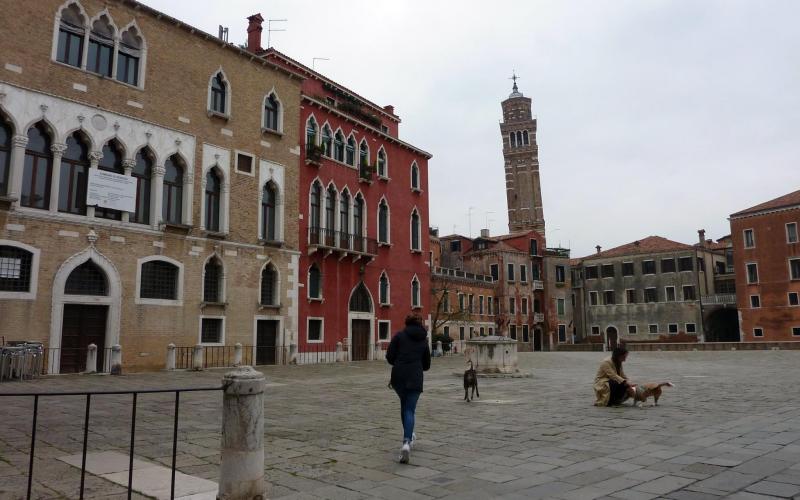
[174,345,254,370]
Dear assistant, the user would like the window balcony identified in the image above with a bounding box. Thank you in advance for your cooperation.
[308,226,377,260]
[432,267,495,283]
[701,294,737,306]
[305,144,324,167]
[532,280,544,290]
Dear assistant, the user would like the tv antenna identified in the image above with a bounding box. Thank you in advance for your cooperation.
[267,19,287,48]
[312,57,330,71]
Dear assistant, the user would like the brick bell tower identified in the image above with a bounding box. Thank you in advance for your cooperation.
[500,74,545,234]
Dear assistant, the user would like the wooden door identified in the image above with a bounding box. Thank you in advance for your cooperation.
[256,320,278,365]
[351,319,370,361]
[533,329,542,351]
[60,304,107,374]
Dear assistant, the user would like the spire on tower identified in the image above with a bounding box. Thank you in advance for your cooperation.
[509,71,523,98]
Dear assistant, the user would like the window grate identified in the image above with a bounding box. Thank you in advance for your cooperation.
[261,266,275,305]
[203,259,222,303]
[201,318,222,343]
[141,261,178,300]
[65,260,107,296]
[0,246,33,292]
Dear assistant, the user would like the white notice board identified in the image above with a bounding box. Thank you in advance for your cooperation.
[86,169,137,212]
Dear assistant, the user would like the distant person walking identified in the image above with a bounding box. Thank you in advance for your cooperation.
[594,346,636,406]
[386,314,431,464]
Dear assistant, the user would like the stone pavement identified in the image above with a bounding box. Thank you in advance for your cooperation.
[1,351,800,499]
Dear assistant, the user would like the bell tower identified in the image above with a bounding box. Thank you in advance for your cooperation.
[500,74,545,234]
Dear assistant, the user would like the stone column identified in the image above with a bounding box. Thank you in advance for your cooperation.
[192,344,205,371]
[121,159,136,223]
[233,343,243,367]
[166,343,176,370]
[218,366,265,499]
[183,170,194,226]
[85,343,97,374]
[48,143,67,212]
[336,342,343,362]
[86,151,102,218]
[110,344,122,375]
[7,135,27,204]
[288,343,296,365]
[152,164,165,230]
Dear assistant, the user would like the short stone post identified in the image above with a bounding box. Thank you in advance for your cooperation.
[336,342,343,362]
[233,343,243,367]
[85,343,97,374]
[193,344,205,371]
[110,344,122,375]
[435,340,443,357]
[288,343,297,365]
[218,366,265,499]
[166,343,176,370]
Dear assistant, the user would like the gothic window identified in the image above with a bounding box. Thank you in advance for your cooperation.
[0,246,33,292]
[378,199,389,243]
[333,130,345,162]
[410,209,421,251]
[308,264,321,299]
[140,260,179,300]
[117,26,143,86]
[509,132,516,148]
[131,148,153,225]
[56,3,85,68]
[210,72,227,115]
[263,93,280,131]
[305,117,317,150]
[65,260,107,296]
[516,131,523,146]
[87,15,114,77]
[349,282,372,312]
[204,169,221,232]
[411,276,421,308]
[339,190,350,235]
[0,116,11,196]
[346,135,356,166]
[162,154,184,225]
[523,130,529,145]
[325,185,336,231]
[58,132,90,216]
[21,122,53,210]
[321,124,332,156]
[261,181,278,241]
[410,162,420,190]
[359,139,368,166]
[203,257,222,303]
[310,181,322,230]
[95,139,124,220]
[353,194,364,237]
[377,148,387,177]
[260,263,277,306]
[379,272,390,305]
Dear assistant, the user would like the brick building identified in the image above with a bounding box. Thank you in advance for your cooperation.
[730,189,800,342]
[0,0,303,371]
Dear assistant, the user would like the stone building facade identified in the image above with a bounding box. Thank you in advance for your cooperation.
[0,0,302,371]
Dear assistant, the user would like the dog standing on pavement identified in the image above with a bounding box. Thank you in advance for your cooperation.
[632,381,673,407]
[464,360,479,402]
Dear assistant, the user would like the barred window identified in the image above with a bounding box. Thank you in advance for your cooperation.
[261,264,276,306]
[65,260,107,296]
[661,258,676,273]
[0,246,33,292]
[678,256,693,272]
[203,257,222,303]
[201,318,223,344]
[140,260,179,300]
[0,115,12,196]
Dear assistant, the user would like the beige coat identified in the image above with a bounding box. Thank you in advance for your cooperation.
[593,357,627,406]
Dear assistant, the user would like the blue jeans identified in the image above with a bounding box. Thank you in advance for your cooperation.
[394,387,421,443]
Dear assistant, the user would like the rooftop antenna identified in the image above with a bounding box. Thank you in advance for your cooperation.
[267,19,287,48]
[218,25,229,42]
[484,211,495,230]
[312,57,330,71]
[467,206,475,238]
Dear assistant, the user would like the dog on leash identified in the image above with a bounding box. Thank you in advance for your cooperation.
[631,381,674,407]
[464,360,479,402]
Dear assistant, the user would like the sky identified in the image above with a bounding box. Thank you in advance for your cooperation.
[144,0,800,258]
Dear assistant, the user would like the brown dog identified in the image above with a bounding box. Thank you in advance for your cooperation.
[464,360,479,402]
[632,382,673,407]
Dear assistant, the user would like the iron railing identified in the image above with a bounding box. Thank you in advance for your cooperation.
[308,226,378,256]
[1,385,224,499]
[701,294,737,306]
[432,267,495,283]
[174,345,254,370]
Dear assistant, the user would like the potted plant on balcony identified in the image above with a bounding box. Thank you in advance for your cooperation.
[305,142,325,166]
[359,162,375,183]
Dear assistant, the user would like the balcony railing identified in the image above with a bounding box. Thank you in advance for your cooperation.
[432,267,495,283]
[533,313,545,323]
[305,144,324,166]
[533,280,544,290]
[701,294,737,306]
[309,226,378,257]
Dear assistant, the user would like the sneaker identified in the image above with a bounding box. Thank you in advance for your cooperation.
[399,442,410,464]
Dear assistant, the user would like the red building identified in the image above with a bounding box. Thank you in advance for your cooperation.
[251,27,432,361]
[730,189,800,342]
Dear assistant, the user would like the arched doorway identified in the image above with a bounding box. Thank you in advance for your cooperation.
[606,326,619,351]
[348,282,373,361]
[705,308,740,342]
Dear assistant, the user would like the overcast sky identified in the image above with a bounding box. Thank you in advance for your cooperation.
[145,0,800,258]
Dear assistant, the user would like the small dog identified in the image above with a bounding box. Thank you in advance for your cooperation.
[631,381,674,407]
[464,360,479,402]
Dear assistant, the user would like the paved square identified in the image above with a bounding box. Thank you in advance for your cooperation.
[1,351,799,499]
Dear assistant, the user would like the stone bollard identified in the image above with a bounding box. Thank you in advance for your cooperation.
[85,343,98,374]
[193,344,205,371]
[234,343,243,367]
[110,344,122,375]
[288,343,297,365]
[218,366,266,499]
[166,343,176,370]
[336,342,343,362]
[435,340,443,357]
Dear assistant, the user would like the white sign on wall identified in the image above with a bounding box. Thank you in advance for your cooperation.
[86,169,137,213]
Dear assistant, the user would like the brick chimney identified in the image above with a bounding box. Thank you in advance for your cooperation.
[698,229,706,247]
[246,13,264,53]
[595,245,601,254]
[383,104,395,115]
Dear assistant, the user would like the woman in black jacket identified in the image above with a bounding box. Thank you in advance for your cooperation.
[386,314,431,464]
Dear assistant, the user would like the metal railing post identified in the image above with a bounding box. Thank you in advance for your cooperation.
[166,343,176,370]
[85,343,98,374]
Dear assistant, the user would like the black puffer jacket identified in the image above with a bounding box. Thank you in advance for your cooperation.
[386,324,432,392]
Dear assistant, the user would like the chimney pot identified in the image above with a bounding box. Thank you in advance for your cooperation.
[383,104,395,114]
[698,229,706,246]
[246,13,264,54]
[595,245,601,254]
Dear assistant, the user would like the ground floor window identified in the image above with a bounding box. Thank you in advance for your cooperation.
[649,324,658,334]
[201,317,223,344]
[378,320,390,341]
[308,318,323,342]
[686,323,696,334]
[668,323,678,334]
[557,324,566,343]
[753,327,763,337]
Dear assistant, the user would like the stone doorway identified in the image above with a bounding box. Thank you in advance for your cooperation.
[256,320,278,365]
[606,326,619,350]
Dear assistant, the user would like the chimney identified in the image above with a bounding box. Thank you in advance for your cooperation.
[246,13,264,53]
[480,228,490,238]
[698,229,706,247]
[595,245,601,255]
[383,104,395,115]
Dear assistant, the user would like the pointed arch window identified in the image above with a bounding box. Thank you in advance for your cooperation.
[346,136,356,166]
[204,169,221,232]
[132,148,153,225]
[96,140,124,220]
[203,257,223,303]
[359,140,369,167]
[333,131,345,162]
[522,130,529,145]
[349,282,372,312]
[321,125,332,157]
[263,93,280,131]
[379,273,390,305]
[162,155,184,225]
[21,122,53,210]
[261,264,277,306]
[117,26,143,86]
[339,190,351,246]
[308,264,322,299]
[210,72,227,115]
[377,149,387,178]
[325,185,336,231]
[516,131,523,147]
[310,181,322,232]
[87,16,114,77]
[305,117,317,149]
[410,162,420,190]
[410,209,421,251]
[65,260,107,296]
[58,132,90,216]
[378,199,389,244]
[509,132,517,148]
[354,195,364,237]
[0,117,11,196]
[261,181,278,241]
[56,3,85,68]
[411,276,421,308]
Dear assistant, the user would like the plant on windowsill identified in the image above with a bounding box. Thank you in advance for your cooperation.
[358,162,375,183]
[305,144,324,166]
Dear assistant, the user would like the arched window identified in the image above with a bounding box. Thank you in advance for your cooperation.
[210,72,227,115]
[0,116,11,196]
[65,260,107,296]
[260,264,277,306]
[131,148,153,224]
[339,190,350,237]
[203,257,222,303]
[117,26,143,86]
[410,209,421,251]
[87,15,114,77]
[56,3,85,68]
[345,136,356,166]
[349,282,372,312]
[321,125,332,157]
[379,272,389,305]
[140,260,179,300]
[411,276,421,308]
[59,132,90,215]
[509,132,516,148]
[21,122,53,210]
[333,130,345,162]
[359,140,368,167]
[204,169,221,232]
[261,181,277,241]
[308,264,321,299]
[310,181,322,231]
[522,130,529,145]
[325,185,336,231]
[162,154,184,224]
[410,162,420,190]
[378,199,389,244]
[305,117,317,149]
[377,148,387,178]
[0,245,34,292]
[263,93,280,131]
[353,194,364,237]
[516,131,523,147]
[95,139,124,220]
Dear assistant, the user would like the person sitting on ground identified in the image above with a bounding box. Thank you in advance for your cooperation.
[594,346,636,406]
